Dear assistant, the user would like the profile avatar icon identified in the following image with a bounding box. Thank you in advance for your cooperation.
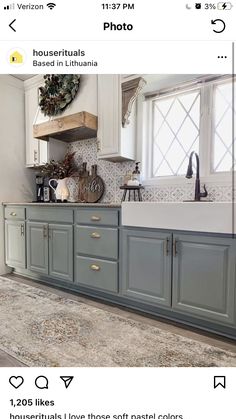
[10,51,24,64]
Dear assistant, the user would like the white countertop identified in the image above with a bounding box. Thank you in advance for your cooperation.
[122,201,236,234]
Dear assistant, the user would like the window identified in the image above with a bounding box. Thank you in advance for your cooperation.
[213,81,235,173]
[152,89,200,177]
[143,76,235,184]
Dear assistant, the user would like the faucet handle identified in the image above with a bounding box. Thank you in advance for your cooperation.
[200,184,208,198]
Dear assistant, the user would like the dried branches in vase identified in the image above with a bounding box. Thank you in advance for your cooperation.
[40,152,79,180]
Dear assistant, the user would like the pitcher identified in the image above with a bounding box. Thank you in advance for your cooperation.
[49,178,70,201]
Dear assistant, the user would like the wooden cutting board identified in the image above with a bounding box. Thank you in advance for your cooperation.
[78,164,105,203]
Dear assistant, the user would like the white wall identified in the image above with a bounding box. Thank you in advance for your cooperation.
[0,75,34,274]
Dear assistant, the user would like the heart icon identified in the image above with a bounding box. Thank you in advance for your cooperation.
[9,376,24,389]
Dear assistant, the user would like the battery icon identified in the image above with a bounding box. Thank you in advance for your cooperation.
[217,2,233,9]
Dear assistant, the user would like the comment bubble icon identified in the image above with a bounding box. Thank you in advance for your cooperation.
[35,376,49,390]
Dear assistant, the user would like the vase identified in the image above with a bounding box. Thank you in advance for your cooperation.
[49,178,70,202]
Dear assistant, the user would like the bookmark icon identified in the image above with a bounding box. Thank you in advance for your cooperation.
[214,376,226,389]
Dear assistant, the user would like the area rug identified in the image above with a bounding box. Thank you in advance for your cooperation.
[0,277,235,367]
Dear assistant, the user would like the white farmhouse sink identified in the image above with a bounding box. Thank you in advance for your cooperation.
[122,202,236,234]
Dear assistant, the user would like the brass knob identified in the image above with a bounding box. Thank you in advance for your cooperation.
[90,264,100,272]
[10,212,17,216]
[91,216,101,222]
[90,232,101,239]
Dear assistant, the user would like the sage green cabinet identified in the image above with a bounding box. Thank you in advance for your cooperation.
[121,229,172,307]
[49,224,73,282]
[27,221,73,282]
[121,229,236,327]
[27,222,48,275]
[172,234,236,325]
[5,220,26,269]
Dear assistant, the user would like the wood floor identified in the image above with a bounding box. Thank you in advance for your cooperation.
[0,273,235,367]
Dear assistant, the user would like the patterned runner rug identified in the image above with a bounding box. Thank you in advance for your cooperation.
[0,276,235,367]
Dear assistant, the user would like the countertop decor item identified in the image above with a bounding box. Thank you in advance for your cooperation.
[78,164,105,203]
[39,74,80,117]
[120,185,144,202]
[40,152,79,180]
[49,178,70,202]
[40,152,79,202]
[132,161,141,185]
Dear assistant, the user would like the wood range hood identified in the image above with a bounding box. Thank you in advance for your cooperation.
[33,111,98,142]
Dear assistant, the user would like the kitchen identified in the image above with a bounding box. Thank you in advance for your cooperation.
[0,73,236,367]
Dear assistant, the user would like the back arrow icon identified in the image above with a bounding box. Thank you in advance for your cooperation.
[211,19,226,33]
[9,19,16,32]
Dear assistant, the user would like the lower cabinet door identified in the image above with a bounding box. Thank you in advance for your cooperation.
[49,224,73,282]
[172,234,236,325]
[121,229,172,307]
[27,222,48,275]
[5,221,26,268]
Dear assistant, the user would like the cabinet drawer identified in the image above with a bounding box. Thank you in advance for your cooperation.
[27,207,73,223]
[75,208,119,226]
[5,206,25,220]
[75,226,118,260]
[75,256,118,293]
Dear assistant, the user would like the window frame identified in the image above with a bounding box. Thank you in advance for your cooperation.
[138,75,233,187]
[210,77,235,176]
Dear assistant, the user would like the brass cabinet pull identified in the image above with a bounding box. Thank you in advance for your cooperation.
[34,150,38,162]
[20,224,24,237]
[10,212,17,216]
[91,216,101,222]
[43,225,48,238]
[165,237,169,256]
[173,239,178,257]
[90,232,101,239]
[97,138,101,152]
[90,264,100,272]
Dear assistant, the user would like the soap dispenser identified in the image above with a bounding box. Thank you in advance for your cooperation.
[132,162,141,185]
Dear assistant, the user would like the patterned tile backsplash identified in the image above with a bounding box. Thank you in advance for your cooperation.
[67,138,233,203]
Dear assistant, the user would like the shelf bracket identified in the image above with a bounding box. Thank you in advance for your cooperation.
[122,77,146,128]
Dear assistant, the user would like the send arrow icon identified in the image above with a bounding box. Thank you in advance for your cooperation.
[60,376,74,389]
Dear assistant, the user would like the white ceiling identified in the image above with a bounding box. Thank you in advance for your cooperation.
[10,74,35,81]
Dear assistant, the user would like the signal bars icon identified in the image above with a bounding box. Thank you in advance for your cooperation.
[4,3,14,10]
[47,2,56,9]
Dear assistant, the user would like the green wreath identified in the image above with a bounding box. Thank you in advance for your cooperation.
[39,74,80,117]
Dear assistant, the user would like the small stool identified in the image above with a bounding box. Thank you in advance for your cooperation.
[120,185,144,202]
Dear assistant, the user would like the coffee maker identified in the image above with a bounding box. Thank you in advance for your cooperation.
[35,175,44,202]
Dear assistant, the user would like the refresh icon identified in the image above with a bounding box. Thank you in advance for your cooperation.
[211,19,226,33]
